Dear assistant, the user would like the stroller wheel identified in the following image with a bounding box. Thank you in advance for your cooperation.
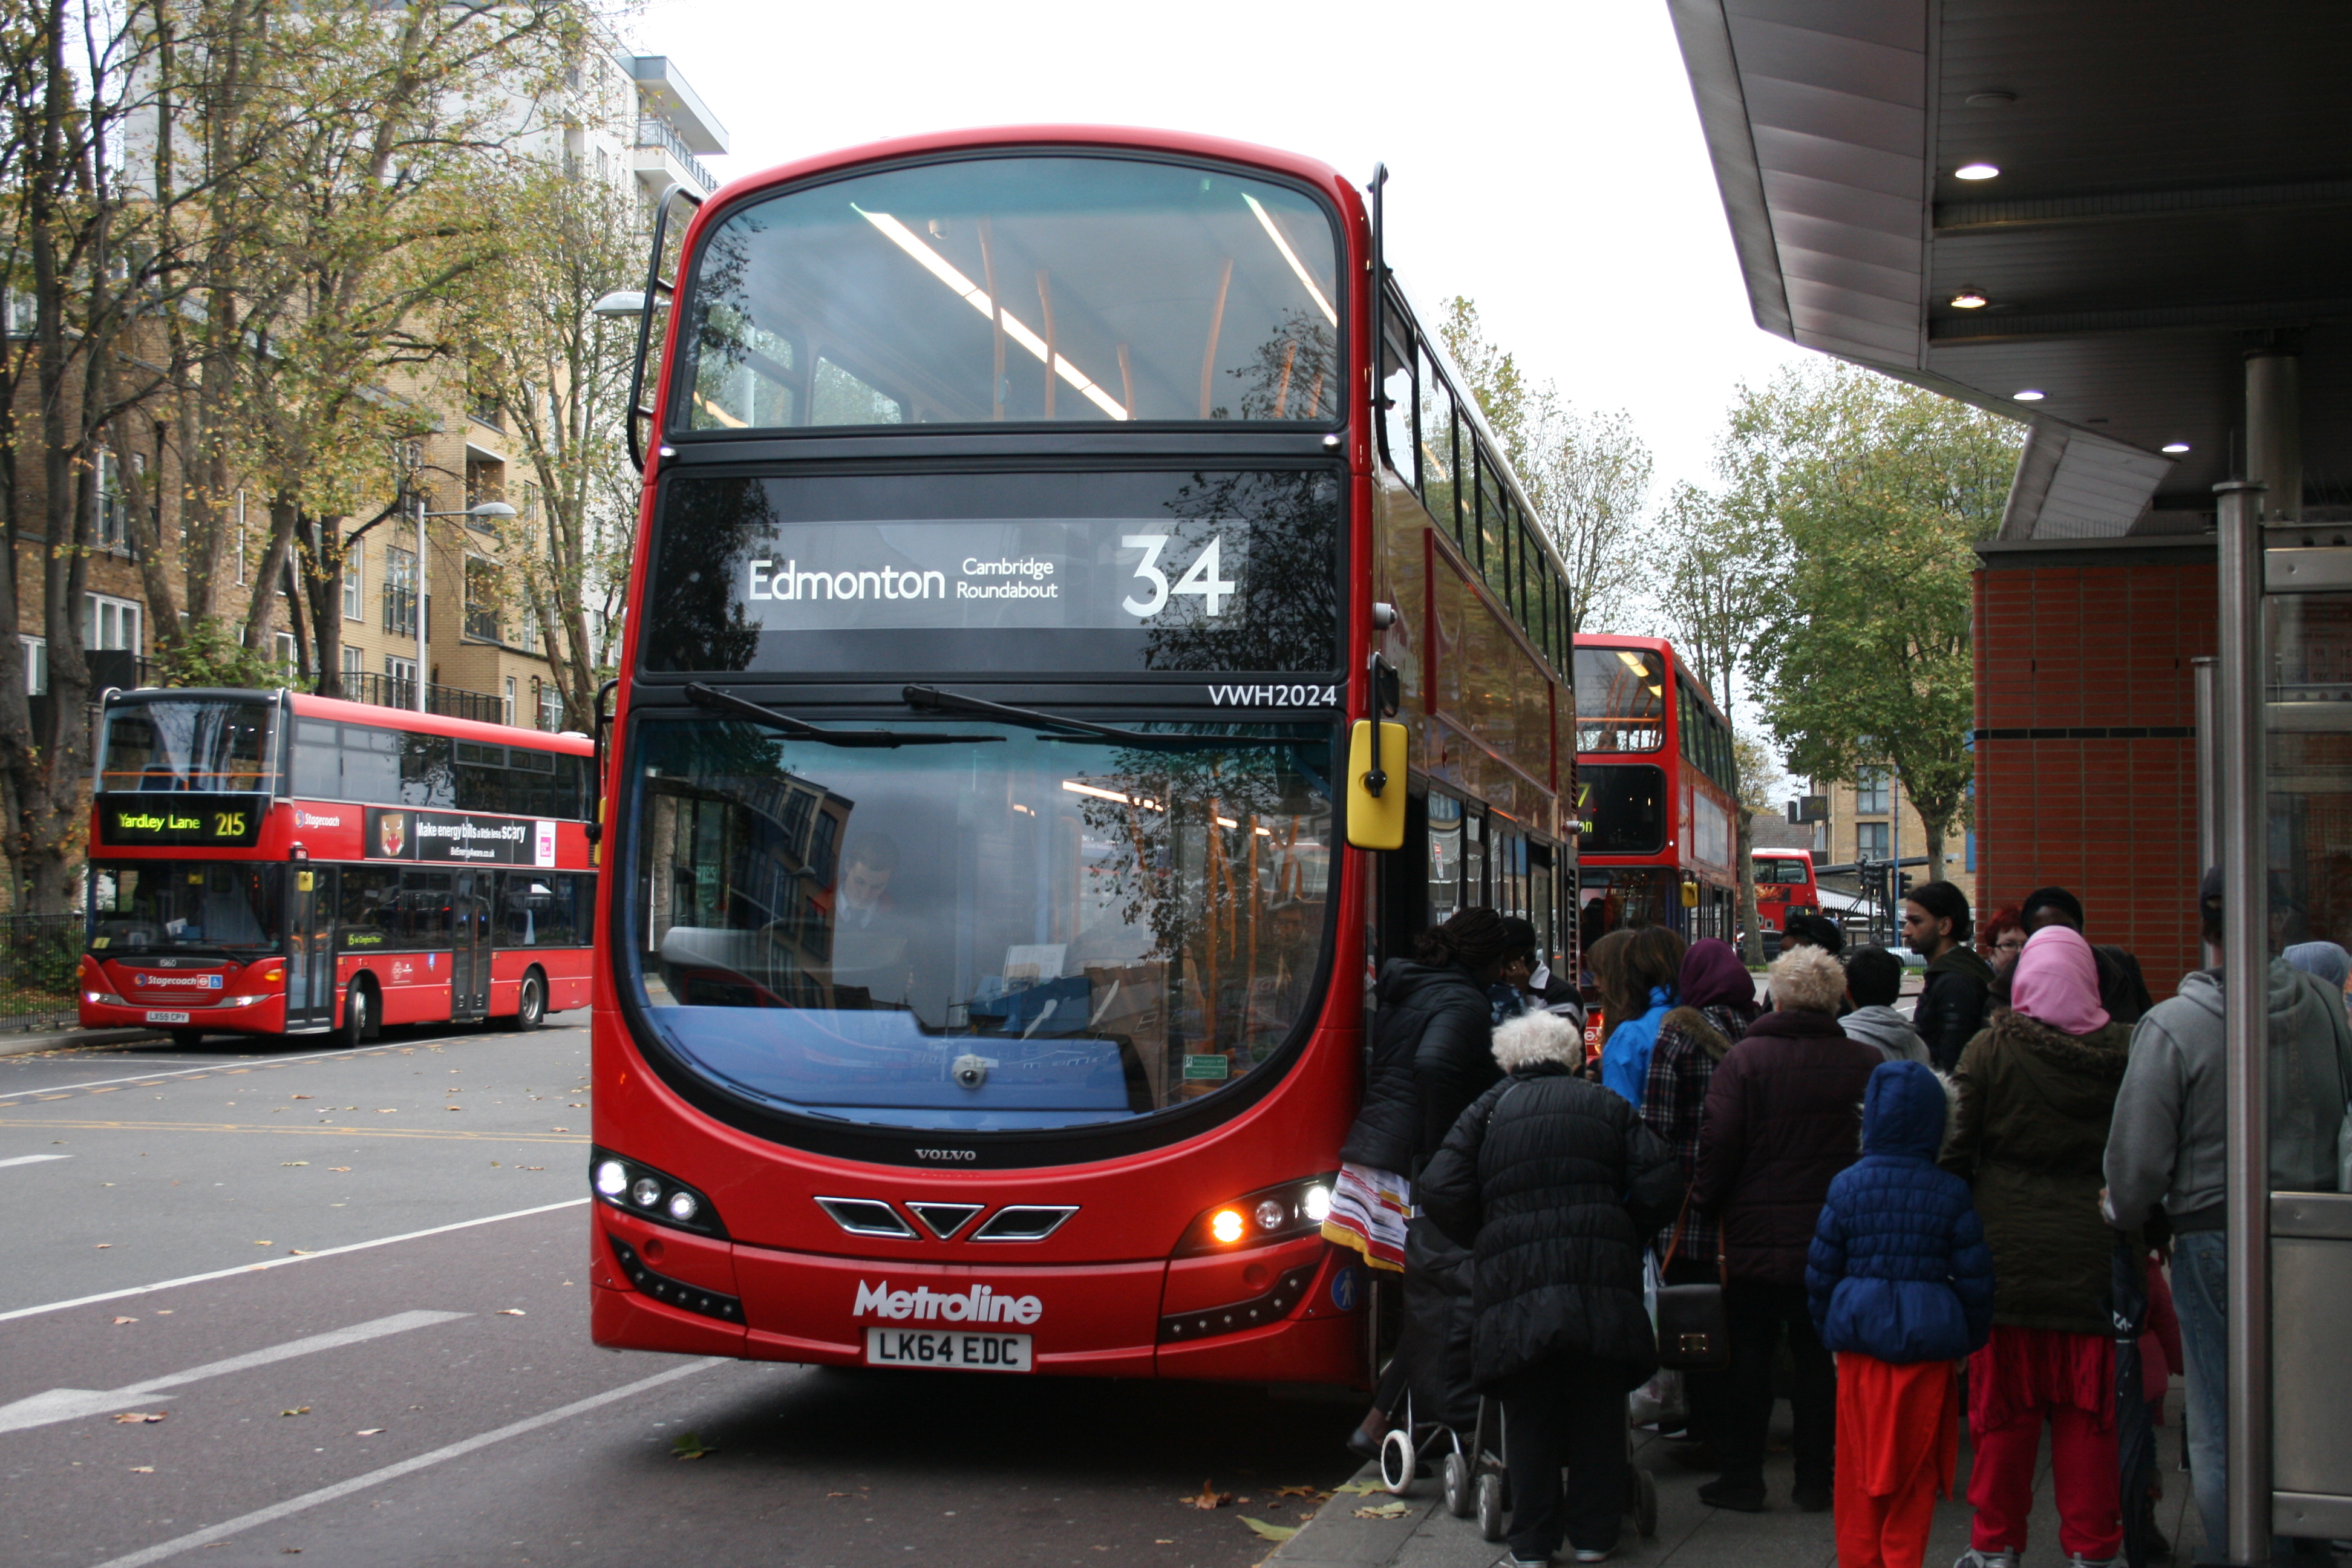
[1476,1471,1508,1541]
[1442,1451,1474,1518]
[1633,1465,1658,1538]
[1379,1427,1416,1495]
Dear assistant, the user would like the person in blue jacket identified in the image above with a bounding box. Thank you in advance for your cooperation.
[1806,1060,1994,1567]
[1598,924,1684,1107]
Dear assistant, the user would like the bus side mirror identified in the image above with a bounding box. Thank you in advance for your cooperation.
[1345,720,1407,851]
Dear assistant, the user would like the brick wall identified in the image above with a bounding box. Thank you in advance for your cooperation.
[1974,544,2215,1000]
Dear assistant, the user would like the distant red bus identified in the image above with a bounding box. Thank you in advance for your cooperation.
[1572,636,1739,949]
[80,688,596,1045]
[1750,847,1821,946]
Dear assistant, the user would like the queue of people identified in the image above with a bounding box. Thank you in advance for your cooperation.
[1331,872,2352,1568]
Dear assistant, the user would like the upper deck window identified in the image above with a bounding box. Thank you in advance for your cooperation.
[1573,647,1665,753]
[99,699,274,793]
[676,155,1342,431]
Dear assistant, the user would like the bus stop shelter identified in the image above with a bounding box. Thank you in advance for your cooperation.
[1668,4,2352,1561]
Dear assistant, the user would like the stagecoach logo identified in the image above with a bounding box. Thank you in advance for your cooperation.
[296,810,345,830]
[852,1279,1041,1325]
[136,972,223,990]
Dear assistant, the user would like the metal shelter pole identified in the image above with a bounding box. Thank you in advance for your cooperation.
[2216,477,2270,1566]
[413,494,428,714]
[2194,655,2221,968]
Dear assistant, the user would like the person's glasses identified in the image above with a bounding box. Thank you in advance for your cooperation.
[1995,935,2026,955]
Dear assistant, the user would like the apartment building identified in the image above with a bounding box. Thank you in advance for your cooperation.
[1796,768,1981,925]
[28,47,728,739]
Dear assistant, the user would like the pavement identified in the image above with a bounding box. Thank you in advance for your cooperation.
[0,1026,168,1059]
[1269,1406,2209,1568]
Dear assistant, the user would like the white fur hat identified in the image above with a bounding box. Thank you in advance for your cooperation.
[1492,1008,1582,1073]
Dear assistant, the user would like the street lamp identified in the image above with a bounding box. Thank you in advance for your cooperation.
[409,499,518,713]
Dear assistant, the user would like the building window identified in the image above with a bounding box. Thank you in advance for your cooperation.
[83,593,142,653]
[464,557,501,642]
[20,635,45,696]
[94,452,131,554]
[384,546,419,636]
[1856,822,1890,861]
[342,645,362,684]
[1811,819,1829,857]
[1855,769,1890,815]
[273,631,301,676]
[385,655,418,707]
[503,676,517,728]
[343,535,365,619]
[537,680,563,732]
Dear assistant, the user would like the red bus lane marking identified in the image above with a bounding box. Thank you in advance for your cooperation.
[83,1360,720,1568]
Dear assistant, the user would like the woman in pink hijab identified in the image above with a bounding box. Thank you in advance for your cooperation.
[1942,924,2135,1568]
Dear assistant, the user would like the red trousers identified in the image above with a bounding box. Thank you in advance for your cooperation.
[1835,1354,1957,1568]
[1967,1402,2122,1558]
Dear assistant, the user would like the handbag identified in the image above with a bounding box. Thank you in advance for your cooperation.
[1652,1191,1731,1370]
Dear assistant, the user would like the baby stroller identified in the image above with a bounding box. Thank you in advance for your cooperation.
[1376,1220,1658,1546]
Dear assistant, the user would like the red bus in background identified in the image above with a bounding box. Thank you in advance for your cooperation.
[81,688,596,1047]
[1750,848,1822,949]
[587,128,1575,1382]
[1572,636,1739,950]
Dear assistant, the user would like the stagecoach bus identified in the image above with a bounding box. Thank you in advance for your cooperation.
[589,128,1575,1382]
[1572,636,1739,947]
[1751,847,1823,948]
[80,688,596,1046]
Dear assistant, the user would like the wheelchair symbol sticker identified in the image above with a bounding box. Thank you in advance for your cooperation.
[1330,1264,1361,1313]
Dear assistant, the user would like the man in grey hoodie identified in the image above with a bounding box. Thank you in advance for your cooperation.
[2103,869,2352,1555]
[1839,946,1931,1064]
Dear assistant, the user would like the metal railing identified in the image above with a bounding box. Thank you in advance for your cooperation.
[0,913,88,1033]
[335,670,504,725]
[635,117,716,194]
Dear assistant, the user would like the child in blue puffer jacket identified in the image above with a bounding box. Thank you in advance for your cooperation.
[1806,1059,1995,1568]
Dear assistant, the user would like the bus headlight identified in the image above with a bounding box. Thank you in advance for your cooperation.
[85,990,126,1007]
[1175,1174,1341,1255]
[587,1148,727,1238]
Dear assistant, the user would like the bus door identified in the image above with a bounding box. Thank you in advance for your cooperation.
[449,871,493,1020]
[283,866,336,1030]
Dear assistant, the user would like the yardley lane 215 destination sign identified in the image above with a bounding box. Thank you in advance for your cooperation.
[97,792,270,848]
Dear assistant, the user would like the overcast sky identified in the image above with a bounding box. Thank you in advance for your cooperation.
[629,0,1821,505]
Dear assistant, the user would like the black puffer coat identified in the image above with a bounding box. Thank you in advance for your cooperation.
[1339,959,1500,1174]
[1420,1062,1685,1390]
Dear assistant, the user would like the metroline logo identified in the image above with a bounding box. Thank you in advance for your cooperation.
[852,1279,1040,1325]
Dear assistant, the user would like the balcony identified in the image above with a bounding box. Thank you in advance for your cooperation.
[338,670,504,727]
[633,116,716,196]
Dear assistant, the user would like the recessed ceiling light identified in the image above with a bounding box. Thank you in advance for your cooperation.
[2163,442,2192,454]
[2013,390,2045,402]
[1949,288,1988,309]
[1956,163,2001,180]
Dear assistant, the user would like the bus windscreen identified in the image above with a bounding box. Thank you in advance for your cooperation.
[1573,647,1665,753]
[90,861,283,957]
[99,699,274,793]
[639,468,1341,676]
[678,156,1342,430]
[624,715,1334,1132]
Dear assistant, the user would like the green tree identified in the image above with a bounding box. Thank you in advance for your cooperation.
[1738,363,2020,882]
[1432,297,1655,632]
[1654,479,1789,959]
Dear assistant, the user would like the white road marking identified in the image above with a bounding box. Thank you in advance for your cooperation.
[0,1197,589,1324]
[0,1021,585,1099]
[87,1359,720,1568]
[0,1153,69,1168]
[0,1309,468,1434]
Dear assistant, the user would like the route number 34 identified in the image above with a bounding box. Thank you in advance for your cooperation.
[1121,534,1235,618]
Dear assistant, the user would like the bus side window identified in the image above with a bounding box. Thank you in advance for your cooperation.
[293,720,341,798]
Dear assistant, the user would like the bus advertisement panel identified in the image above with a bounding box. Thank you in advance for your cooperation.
[589,129,1575,1383]
[80,689,597,1045]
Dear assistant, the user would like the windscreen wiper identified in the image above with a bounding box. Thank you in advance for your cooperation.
[901,685,1290,748]
[685,684,1002,748]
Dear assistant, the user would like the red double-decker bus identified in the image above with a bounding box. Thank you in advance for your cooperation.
[1572,636,1739,948]
[587,129,1574,1381]
[80,688,596,1046]
[1750,847,1822,949]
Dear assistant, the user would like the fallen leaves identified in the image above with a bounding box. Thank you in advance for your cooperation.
[549,1126,570,1133]
[1330,1480,1383,1495]
[1351,1501,1413,1520]
[1273,1484,1328,1500]
[328,1167,351,1173]
[289,1249,318,1256]
[279,1161,307,1168]
[446,1106,463,1113]
[1182,1480,1233,1510]
[291,1095,313,1100]
[670,1432,716,1460]
[355,1428,384,1436]
[93,1243,110,1249]
[128,1465,155,1474]
[253,1240,273,1247]
[112,1316,137,1325]
[279,1407,310,1417]
[1238,1518,1297,1542]
[113,1412,166,1424]
[496,1308,526,1316]
[374,1109,396,1114]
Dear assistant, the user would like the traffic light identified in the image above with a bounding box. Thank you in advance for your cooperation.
[1899,872,1915,898]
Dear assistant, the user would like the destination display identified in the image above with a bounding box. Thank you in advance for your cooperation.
[97,792,270,848]
[365,807,558,866]
[639,470,1341,676]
